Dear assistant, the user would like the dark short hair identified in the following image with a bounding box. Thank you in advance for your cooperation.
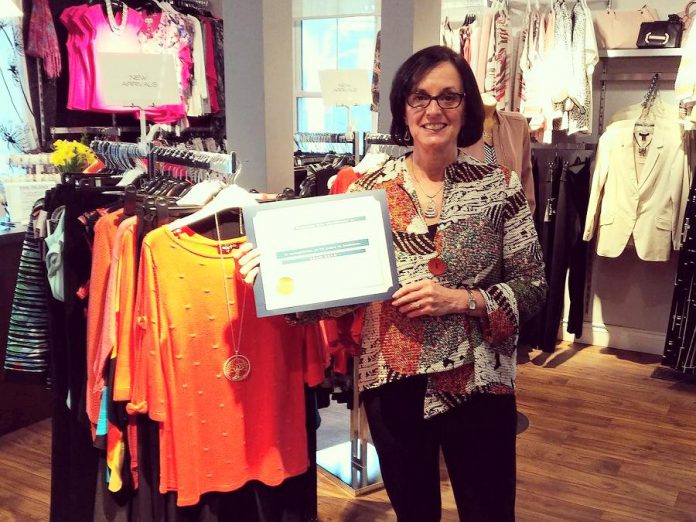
[389,45,484,147]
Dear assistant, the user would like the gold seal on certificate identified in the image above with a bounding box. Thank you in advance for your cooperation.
[276,276,295,295]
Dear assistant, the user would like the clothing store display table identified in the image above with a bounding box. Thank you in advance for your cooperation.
[0,226,52,436]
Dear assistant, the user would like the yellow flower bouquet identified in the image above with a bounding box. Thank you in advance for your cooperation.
[50,140,97,173]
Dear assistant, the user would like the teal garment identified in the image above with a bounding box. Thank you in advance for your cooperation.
[96,386,109,437]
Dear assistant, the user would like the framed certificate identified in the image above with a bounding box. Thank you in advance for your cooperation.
[243,190,399,317]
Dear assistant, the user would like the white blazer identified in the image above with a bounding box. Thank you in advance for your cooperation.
[583,119,690,261]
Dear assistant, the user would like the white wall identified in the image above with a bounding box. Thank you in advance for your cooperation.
[223,0,294,193]
[378,0,442,132]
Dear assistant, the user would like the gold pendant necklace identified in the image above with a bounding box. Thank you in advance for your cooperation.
[214,213,250,382]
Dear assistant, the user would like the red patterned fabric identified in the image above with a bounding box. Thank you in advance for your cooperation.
[26,0,62,79]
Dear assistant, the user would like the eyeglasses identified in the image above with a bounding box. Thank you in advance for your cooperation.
[406,91,465,109]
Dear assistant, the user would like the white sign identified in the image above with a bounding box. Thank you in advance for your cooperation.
[4,181,58,225]
[98,52,180,108]
[319,69,372,107]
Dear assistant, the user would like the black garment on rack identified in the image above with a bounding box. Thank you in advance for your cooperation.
[46,183,122,522]
[539,156,591,352]
[522,153,591,352]
[522,156,561,350]
[662,167,696,374]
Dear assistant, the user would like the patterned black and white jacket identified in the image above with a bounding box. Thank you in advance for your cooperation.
[348,150,547,418]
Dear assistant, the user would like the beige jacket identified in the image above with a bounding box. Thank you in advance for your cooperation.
[583,119,690,261]
[463,110,536,214]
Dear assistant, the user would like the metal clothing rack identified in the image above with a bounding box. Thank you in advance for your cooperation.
[89,140,238,180]
[52,126,139,137]
[294,132,360,160]
[363,132,411,158]
[150,146,238,176]
[531,141,596,151]
[299,129,383,496]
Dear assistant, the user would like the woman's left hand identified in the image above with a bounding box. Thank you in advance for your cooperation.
[392,280,476,318]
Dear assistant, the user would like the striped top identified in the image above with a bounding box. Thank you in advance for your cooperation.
[4,200,51,378]
[484,142,497,165]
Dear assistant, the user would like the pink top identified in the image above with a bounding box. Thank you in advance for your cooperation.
[59,4,195,123]
[60,5,90,110]
[82,4,145,112]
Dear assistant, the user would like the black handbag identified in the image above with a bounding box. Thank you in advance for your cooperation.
[637,14,684,48]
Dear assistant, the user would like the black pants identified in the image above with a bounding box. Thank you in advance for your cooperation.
[540,157,591,352]
[362,377,517,522]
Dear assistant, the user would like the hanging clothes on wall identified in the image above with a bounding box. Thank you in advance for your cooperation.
[484,2,511,111]
[26,0,62,80]
[541,154,591,352]
[549,0,598,136]
[58,1,225,125]
[583,121,690,262]
[520,148,592,352]
[661,166,696,374]
[3,199,51,378]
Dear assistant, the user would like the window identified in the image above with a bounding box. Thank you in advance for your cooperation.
[293,3,380,135]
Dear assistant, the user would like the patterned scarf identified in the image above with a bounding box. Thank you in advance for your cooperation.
[26,0,61,79]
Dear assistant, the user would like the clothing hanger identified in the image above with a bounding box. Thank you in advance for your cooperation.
[166,162,257,232]
[136,0,163,13]
[636,73,660,127]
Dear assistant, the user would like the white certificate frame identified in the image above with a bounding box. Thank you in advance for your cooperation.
[243,190,399,317]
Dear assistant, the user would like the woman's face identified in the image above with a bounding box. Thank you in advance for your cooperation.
[404,61,465,154]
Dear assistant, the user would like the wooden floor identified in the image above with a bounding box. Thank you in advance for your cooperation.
[2,342,696,521]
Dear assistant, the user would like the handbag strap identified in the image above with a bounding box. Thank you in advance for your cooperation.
[680,1,696,27]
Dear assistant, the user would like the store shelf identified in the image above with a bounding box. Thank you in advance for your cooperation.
[598,48,684,58]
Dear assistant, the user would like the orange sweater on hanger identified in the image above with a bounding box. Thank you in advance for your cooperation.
[127,226,324,506]
[86,208,124,432]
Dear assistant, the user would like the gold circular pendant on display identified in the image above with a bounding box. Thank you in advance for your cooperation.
[276,276,295,295]
[223,355,251,382]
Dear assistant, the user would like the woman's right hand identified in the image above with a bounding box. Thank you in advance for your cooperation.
[231,242,260,284]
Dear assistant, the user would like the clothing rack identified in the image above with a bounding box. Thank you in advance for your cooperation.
[89,140,238,179]
[531,142,597,151]
[659,167,696,378]
[294,132,360,161]
[173,0,209,9]
[150,146,238,176]
[51,126,138,137]
[303,130,383,497]
[363,132,411,158]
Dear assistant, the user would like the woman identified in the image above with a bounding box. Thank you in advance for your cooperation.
[235,46,546,521]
